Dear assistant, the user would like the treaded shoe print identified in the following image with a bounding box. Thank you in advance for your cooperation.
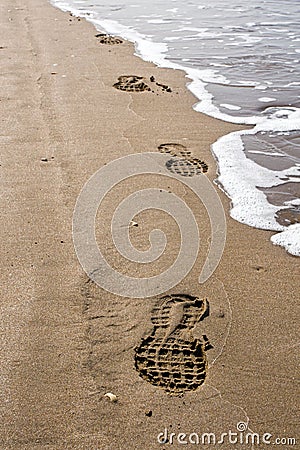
[135,294,213,395]
[158,143,209,174]
[113,76,173,93]
[113,75,151,92]
[95,33,123,45]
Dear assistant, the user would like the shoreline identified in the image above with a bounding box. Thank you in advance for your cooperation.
[0,0,299,448]
[51,0,300,258]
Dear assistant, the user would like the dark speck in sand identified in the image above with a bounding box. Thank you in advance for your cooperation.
[145,410,152,417]
[252,265,265,272]
[156,82,172,92]
[41,158,48,162]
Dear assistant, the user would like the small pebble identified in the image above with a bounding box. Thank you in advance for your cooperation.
[104,392,117,402]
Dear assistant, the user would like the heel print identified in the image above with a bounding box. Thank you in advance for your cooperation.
[135,294,212,395]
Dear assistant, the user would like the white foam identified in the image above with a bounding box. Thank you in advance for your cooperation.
[211,108,300,254]
[164,36,182,41]
[49,0,300,257]
[148,19,167,24]
[220,103,242,111]
[212,131,286,231]
[271,224,300,256]
[247,150,285,157]
[239,35,263,44]
[286,199,300,206]
[258,97,277,102]
[210,62,229,68]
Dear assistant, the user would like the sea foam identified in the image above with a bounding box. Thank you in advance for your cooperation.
[50,0,300,256]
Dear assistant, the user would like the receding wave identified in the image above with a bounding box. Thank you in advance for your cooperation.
[51,0,300,256]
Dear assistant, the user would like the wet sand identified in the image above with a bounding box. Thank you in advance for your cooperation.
[0,0,299,448]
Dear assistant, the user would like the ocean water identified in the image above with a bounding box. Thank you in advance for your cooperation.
[51,0,300,256]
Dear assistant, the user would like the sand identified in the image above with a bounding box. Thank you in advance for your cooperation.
[0,0,299,448]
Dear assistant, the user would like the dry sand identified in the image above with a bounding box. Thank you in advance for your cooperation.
[0,0,299,448]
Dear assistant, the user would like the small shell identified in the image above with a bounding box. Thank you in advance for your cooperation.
[130,220,138,227]
[104,392,117,402]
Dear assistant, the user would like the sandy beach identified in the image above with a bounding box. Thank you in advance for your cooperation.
[0,0,299,448]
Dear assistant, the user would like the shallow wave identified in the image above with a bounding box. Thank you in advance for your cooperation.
[50,0,300,256]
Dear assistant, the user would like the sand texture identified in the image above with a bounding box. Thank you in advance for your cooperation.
[0,0,299,448]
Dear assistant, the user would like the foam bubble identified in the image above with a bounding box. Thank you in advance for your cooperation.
[258,97,277,102]
[220,103,242,111]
